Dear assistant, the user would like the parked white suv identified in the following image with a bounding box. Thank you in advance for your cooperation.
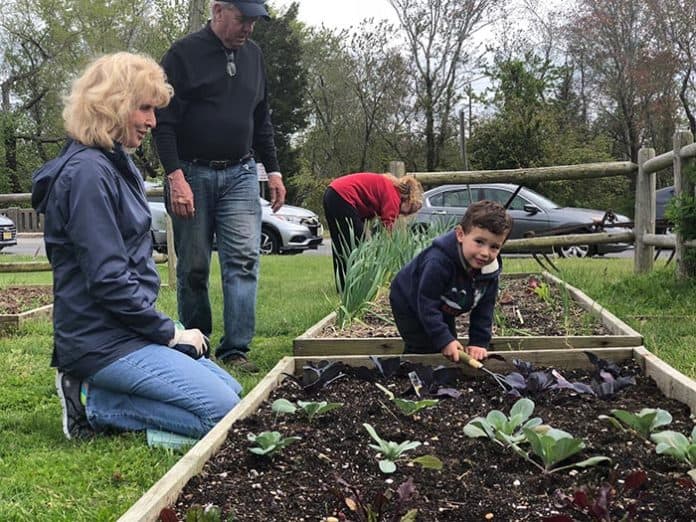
[148,197,323,255]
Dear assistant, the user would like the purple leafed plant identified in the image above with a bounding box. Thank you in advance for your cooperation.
[503,359,595,398]
[545,469,648,521]
[283,360,346,393]
[583,351,636,399]
[331,475,419,522]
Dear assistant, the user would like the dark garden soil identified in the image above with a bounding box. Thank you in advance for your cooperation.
[0,285,52,314]
[319,276,612,338]
[171,358,696,521]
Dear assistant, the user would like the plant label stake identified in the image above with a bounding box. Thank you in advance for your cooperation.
[458,350,510,392]
[408,371,424,398]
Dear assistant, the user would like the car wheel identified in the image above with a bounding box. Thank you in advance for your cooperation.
[558,244,591,258]
[260,227,280,255]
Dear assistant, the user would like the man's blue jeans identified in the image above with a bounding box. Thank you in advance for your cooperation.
[85,345,242,438]
[166,160,261,360]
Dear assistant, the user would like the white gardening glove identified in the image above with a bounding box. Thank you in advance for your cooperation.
[168,327,210,359]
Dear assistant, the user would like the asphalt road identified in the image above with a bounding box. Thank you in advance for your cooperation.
[2,235,675,260]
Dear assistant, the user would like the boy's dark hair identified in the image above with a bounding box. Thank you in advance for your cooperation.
[459,200,513,237]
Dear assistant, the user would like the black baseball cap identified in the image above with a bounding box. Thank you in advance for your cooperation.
[219,0,270,20]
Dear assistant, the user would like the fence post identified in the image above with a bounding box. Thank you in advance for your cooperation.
[166,214,177,290]
[672,131,694,279]
[674,130,695,279]
[634,147,655,273]
[389,161,405,177]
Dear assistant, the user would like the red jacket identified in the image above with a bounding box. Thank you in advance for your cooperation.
[329,172,401,229]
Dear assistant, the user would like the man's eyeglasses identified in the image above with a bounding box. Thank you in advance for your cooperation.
[226,51,236,77]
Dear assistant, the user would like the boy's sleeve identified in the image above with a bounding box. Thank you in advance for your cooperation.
[415,258,458,351]
[468,277,499,348]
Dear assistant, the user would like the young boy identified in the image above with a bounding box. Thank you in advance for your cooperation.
[390,200,512,362]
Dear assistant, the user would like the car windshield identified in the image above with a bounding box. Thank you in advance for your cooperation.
[520,187,561,209]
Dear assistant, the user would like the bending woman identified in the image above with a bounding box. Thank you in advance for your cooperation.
[32,52,242,440]
[322,172,423,291]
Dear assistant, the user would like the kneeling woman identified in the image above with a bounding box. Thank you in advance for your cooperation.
[32,52,242,440]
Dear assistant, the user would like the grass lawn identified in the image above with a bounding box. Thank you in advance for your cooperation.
[0,253,693,520]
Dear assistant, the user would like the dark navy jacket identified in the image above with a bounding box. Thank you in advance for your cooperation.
[32,141,175,379]
[390,230,502,351]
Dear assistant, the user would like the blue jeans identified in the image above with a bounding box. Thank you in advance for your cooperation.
[167,160,261,359]
[85,345,242,438]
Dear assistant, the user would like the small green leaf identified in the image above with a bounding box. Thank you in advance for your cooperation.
[573,456,611,468]
[400,509,419,522]
[509,398,535,423]
[463,422,488,439]
[379,459,396,473]
[271,398,297,415]
[411,454,443,470]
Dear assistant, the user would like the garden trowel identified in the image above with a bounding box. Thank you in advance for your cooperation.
[457,350,510,392]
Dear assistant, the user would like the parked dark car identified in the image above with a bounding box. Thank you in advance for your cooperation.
[655,185,675,234]
[0,214,18,251]
[413,183,632,257]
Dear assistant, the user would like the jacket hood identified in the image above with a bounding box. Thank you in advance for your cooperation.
[432,230,502,278]
[31,140,88,213]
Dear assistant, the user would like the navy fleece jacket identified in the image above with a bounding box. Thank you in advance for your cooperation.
[32,141,175,379]
[390,230,502,351]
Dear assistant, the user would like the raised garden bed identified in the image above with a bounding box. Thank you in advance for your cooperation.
[0,285,53,333]
[120,346,695,521]
[294,272,643,356]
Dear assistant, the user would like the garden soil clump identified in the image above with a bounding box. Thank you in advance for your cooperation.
[172,358,695,521]
[320,276,612,338]
[0,286,52,314]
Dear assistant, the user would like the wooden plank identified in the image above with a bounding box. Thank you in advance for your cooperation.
[635,346,696,414]
[293,335,641,357]
[542,272,642,338]
[0,304,53,333]
[117,357,295,522]
[504,231,634,252]
[295,311,338,340]
[412,161,637,185]
[293,348,637,374]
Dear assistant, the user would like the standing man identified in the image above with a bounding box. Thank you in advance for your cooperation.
[153,0,286,373]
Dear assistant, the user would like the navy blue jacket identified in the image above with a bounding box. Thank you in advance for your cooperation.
[390,230,501,351]
[32,141,175,379]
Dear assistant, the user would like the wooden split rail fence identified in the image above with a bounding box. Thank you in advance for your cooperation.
[2,130,696,278]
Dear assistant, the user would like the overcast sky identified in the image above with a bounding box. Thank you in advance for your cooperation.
[273,0,397,29]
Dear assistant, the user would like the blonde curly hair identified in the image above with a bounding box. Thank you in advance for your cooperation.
[63,52,173,150]
[384,174,424,214]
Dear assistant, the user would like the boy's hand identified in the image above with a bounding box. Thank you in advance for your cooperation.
[441,340,464,362]
[465,345,488,361]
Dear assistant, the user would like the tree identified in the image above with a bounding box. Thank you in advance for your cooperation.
[388,0,503,171]
[565,0,657,162]
[646,0,696,137]
[0,0,189,191]
[253,3,309,200]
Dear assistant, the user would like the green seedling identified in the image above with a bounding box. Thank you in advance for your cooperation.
[247,431,301,457]
[296,400,343,421]
[464,397,543,445]
[517,426,610,474]
[599,408,672,438]
[651,426,696,481]
[363,423,441,474]
[533,281,552,303]
[270,398,343,422]
[375,383,439,416]
[271,398,297,420]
